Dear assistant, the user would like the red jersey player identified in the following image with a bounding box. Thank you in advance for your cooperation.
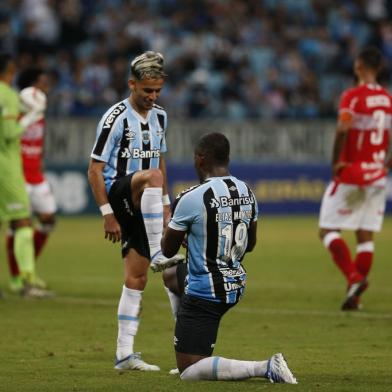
[6,68,57,292]
[319,47,392,311]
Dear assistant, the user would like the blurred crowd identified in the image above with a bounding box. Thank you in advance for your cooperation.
[1,0,392,119]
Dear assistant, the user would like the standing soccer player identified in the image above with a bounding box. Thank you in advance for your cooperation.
[0,53,51,297]
[88,51,184,371]
[6,68,57,292]
[319,47,392,310]
[161,133,297,383]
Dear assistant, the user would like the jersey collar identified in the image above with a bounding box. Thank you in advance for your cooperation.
[125,98,152,124]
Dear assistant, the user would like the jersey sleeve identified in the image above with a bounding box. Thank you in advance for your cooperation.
[246,185,259,221]
[168,193,195,231]
[338,89,357,122]
[20,87,47,112]
[0,94,24,140]
[90,116,119,162]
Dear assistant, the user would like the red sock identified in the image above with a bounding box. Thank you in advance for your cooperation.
[324,233,362,284]
[355,242,374,277]
[6,233,20,277]
[34,230,49,258]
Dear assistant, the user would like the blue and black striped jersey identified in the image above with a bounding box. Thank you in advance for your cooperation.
[169,176,258,304]
[91,98,167,192]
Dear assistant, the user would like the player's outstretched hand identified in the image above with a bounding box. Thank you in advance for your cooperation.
[103,214,121,243]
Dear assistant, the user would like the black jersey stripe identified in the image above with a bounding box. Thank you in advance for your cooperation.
[172,183,204,214]
[141,122,151,170]
[93,102,127,156]
[157,113,165,129]
[115,118,131,178]
[223,179,241,268]
[203,187,226,301]
[223,178,249,302]
[157,113,165,149]
[245,184,257,220]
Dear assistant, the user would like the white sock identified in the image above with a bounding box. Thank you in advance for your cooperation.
[140,187,163,259]
[116,285,142,360]
[356,241,374,253]
[164,286,181,320]
[180,356,268,381]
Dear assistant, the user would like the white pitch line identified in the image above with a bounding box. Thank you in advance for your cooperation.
[53,296,392,320]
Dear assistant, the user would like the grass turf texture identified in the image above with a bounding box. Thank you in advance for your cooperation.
[0,216,391,392]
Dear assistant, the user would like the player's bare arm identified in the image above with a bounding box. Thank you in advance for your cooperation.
[161,227,186,258]
[159,154,171,227]
[87,158,121,243]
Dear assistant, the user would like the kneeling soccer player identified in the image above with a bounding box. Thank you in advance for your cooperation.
[161,132,297,383]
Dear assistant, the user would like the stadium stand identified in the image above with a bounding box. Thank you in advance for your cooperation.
[0,0,391,119]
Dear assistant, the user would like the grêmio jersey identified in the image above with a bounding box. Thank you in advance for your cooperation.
[91,98,167,193]
[169,176,258,304]
[337,83,392,186]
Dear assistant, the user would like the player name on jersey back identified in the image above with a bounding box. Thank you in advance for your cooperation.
[215,210,254,222]
[366,95,391,108]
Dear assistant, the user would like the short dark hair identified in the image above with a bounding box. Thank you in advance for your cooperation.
[0,52,12,74]
[195,132,230,165]
[17,68,45,90]
[356,47,383,71]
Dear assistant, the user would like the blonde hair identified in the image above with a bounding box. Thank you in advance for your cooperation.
[130,51,167,80]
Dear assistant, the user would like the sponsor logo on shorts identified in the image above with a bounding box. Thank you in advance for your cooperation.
[220,268,245,278]
[123,198,133,216]
[223,282,244,291]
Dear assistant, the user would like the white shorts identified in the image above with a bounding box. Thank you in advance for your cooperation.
[26,180,57,215]
[319,181,386,232]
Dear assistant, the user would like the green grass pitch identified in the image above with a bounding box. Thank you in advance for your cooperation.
[0,216,391,392]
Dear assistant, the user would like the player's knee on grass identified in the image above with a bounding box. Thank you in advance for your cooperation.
[177,352,208,375]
